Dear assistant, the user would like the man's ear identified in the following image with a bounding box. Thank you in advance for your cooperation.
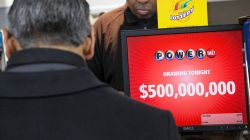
[82,27,95,60]
[2,29,21,58]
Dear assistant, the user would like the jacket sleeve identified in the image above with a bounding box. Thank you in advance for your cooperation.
[166,111,181,140]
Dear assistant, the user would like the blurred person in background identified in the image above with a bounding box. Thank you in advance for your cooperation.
[87,0,157,92]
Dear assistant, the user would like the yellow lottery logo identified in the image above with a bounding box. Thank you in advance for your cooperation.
[170,0,194,22]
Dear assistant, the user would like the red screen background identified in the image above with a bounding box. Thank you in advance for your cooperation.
[127,30,248,126]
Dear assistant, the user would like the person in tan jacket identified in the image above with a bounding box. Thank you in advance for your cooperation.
[87,0,157,92]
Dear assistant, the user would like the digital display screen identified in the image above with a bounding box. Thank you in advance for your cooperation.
[244,21,250,124]
[0,31,3,54]
[122,25,249,131]
[244,21,250,65]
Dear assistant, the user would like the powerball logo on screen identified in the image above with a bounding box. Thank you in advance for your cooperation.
[170,0,194,21]
[155,49,216,61]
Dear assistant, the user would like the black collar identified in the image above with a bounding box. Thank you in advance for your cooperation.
[0,48,107,98]
[0,68,107,98]
[7,48,86,70]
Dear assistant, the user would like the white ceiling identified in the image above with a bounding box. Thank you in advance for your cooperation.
[0,0,13,7]
[0,0,237,15]
[87,0,126,15]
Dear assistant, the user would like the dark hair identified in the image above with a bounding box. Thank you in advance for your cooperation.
[8,0,91,48]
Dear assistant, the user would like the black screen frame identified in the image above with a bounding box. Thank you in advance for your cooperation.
[121,24,250,132]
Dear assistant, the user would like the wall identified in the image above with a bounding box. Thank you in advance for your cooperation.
[88,0,125,15]
[0,7,8,28]
[0,0,12,28]
[208,0,250,25]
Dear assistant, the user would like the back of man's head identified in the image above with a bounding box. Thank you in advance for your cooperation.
[8,0,91,48]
